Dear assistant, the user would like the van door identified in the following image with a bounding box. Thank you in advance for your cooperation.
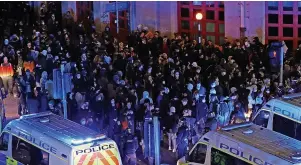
[186,142,209,165]
[0,132,19,165]
[11,135,50,165]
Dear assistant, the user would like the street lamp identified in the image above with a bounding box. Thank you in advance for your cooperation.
[196,13,203,43]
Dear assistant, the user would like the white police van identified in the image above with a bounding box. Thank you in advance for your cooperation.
[177,122,301,165]
[0,112,122,165]
[252,93,301,141]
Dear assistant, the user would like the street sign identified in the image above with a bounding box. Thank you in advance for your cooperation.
[105,2,129,12]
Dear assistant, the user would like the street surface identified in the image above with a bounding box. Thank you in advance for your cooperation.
[2,96,178,165]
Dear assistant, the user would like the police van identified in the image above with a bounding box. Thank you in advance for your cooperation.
[252,93,301,141]
[0,112,122,165]
[177,122,301,165]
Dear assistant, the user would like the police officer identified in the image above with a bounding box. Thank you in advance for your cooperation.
[123,128,138,165]
[176,120,189,159]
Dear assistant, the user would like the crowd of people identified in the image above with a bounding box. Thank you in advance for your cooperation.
[2,3,301,165]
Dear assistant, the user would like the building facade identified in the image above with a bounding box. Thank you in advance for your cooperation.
[31,1,301,49]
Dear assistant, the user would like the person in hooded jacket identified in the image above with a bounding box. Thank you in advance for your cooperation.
[165,106,179,153]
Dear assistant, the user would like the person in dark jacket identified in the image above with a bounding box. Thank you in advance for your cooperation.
[123,128,139,165]
[176,122,189,159]
[195,96,208,122]
[165,106,179,152]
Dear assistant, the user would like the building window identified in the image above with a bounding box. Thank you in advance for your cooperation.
[181,8,190,17]
[268,2,278,10]
[219,36,225,45]
[193,1,202,6]
[218,2,224,8]
[298,2,301,11]
[284,40,293,50]
[207,35,215,43]
[206,23,215,32]
[181,32,190,37]
[298,15,301,24]
[219,24,225,33]
[206,10,215,20]
[219,11,224,21]
[298,28,301,37]
[178,1,224,44]
[283,14,293,24]
[268,40,278,44]
[283,1,293,11]
[268,14,278,24]
[268,27,278,36]
[181,1,190,5]
[283,27,293,37]
[206,1,214,7]
[181,20,190,30]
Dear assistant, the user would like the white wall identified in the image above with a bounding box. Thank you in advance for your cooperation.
[225,1,265,43]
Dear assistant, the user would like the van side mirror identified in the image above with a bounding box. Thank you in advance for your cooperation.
[0,133,8,151]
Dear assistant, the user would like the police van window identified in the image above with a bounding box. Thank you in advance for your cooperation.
[12,135,49,165]
[211,147,251,165]
[189,143,207,163]
[0,133,9,151]
[273,114,296,139]
[253,110,270,128]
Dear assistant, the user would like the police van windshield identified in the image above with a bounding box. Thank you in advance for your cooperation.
[211,148,251,165]
[273,113,301,141]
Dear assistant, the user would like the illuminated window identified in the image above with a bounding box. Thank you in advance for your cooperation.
[268,2,278,10]
[181,20,190,29]
[193,1,202,6]
[206,23,215,32]
[206,1,214,7]
[219,24,225,33]
[219,36,225,45]
[283,1,293,11]
[218,2,224,8]
[207,35,215,43]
